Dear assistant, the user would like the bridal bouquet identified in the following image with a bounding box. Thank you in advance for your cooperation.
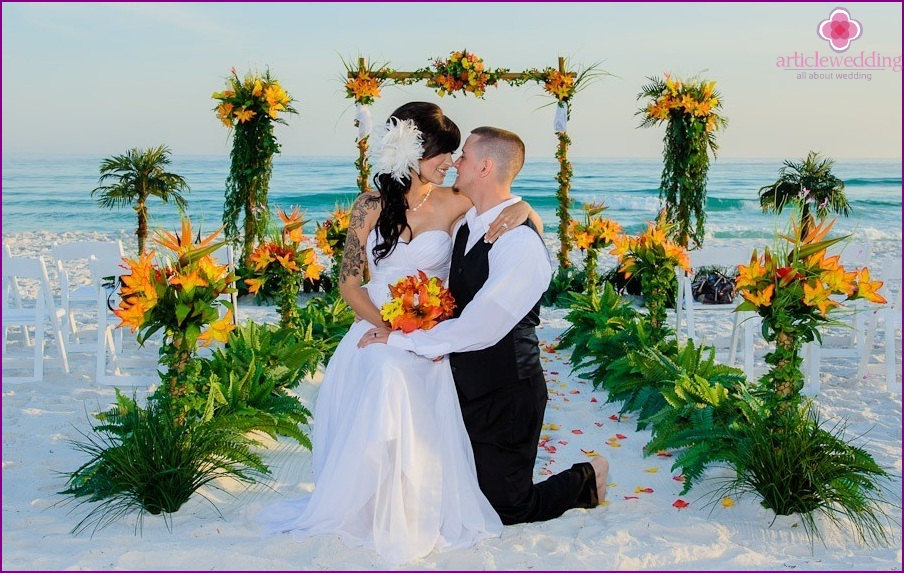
[380,270,456,333]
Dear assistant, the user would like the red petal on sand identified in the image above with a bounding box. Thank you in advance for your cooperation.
[545,445,557,454]
[635,487,654,494]
[558,440,568,445]
[616,434,627,440]
[590,397,598,403]
[569,390,580,394]
[673,499,689,509]
[594,422,603,427]
[571,429,583,435]
[624,496,639,500]
[550,371,559,375]
[672,475,686,483]
[656,451,673,457]
[608,414,620,421]
[543,344,558,353]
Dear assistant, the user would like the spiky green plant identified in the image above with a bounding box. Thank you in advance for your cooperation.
[60,394,268,535]
[717,400,899,546]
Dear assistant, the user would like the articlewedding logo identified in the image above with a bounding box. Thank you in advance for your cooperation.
[817,7,862,52]
[774,5,901,80]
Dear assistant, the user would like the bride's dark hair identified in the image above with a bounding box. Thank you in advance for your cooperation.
[372,102,460,263]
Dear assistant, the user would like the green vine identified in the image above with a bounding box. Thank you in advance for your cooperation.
[555,132,573,269]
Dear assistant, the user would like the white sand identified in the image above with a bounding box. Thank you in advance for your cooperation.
[2,231,901,571]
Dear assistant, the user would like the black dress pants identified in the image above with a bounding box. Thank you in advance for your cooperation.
[457,374,599,524]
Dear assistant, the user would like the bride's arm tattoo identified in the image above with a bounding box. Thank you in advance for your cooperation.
[340,193,380,285]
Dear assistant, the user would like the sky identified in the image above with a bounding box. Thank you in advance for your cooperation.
[2,2,902,159]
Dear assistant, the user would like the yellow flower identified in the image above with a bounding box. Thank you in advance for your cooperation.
[169,268,208,293]
[252,79,263,97]
[234,107,257,123]
[802,280,839,316]
[198,311,236,346]
[245,277,265,294]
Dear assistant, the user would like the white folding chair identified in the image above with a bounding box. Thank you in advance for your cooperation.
[91,254,158,386]
[802,241,874,396]
[859,259,902,393]
[210,243,239,324]
[51,240,125,350]
[675,246,755,376]
[2,251,70,382]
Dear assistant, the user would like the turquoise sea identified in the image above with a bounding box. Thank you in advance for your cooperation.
[2,155,901,255]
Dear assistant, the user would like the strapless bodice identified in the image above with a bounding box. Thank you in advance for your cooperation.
[365,229,453,308]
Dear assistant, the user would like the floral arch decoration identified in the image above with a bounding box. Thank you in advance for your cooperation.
[343,52,608,269]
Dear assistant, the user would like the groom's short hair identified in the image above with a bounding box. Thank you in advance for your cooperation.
[470,126,525,183]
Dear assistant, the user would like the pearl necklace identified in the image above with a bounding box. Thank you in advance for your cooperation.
[407,186,433,212]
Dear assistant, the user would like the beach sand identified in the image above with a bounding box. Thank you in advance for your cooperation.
[2,231,901,571]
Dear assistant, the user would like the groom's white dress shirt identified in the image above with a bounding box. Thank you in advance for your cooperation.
[387,196,552,360]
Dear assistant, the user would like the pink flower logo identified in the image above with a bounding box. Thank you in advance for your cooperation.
[817,7,862,52]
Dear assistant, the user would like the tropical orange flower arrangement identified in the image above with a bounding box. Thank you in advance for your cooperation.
[315,204,351,289]
[380,271,456,333]
[115,218,236,397]
[246,207,325,330]
[212,68,295,128]
[735,216,885,410]
[639,73,724,132]
[423,50,505,98]
[637,73,728,248]
[568,202,623,290]
[611,214,690,337]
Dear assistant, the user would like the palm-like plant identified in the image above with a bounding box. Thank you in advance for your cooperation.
[758,151,851,235]
[91,145,190,254]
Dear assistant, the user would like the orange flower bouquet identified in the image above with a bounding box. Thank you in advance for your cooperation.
[735,216,886,410]
[380,271,456,333]
[611,213,690,337]
[568,201,623,290]
[422,50,505,98]
[315,204,351,288]
[246,207,325,330]
[115,218,236,397]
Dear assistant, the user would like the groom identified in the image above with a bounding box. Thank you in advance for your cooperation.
[362,126,607,524]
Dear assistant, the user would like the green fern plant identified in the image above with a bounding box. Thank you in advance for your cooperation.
[60,394,268,535]
[639,343,748,491]
[296,290,355,365]
[559,283,643,389]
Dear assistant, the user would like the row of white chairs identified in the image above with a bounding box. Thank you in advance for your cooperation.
[2,241,237,385]
[674,242,901,394]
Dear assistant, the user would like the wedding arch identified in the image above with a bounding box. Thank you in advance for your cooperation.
[343,52,607,269]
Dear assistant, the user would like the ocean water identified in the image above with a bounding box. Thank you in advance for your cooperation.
[2,155,901,255]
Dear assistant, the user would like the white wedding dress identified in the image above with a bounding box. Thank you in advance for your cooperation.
[255,229,503,564]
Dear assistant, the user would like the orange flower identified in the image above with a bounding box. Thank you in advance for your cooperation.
[850,268,887,304]
[742,283,775,308]
[198,311,236,347]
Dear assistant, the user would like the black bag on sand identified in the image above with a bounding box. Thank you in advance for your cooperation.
[691,270,737,304]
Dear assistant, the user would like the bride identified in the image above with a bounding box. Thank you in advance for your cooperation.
[255,102,540,564]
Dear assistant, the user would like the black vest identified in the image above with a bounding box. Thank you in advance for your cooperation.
[448,219,544,401]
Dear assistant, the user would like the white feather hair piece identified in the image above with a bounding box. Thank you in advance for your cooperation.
[370,116,424,184]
